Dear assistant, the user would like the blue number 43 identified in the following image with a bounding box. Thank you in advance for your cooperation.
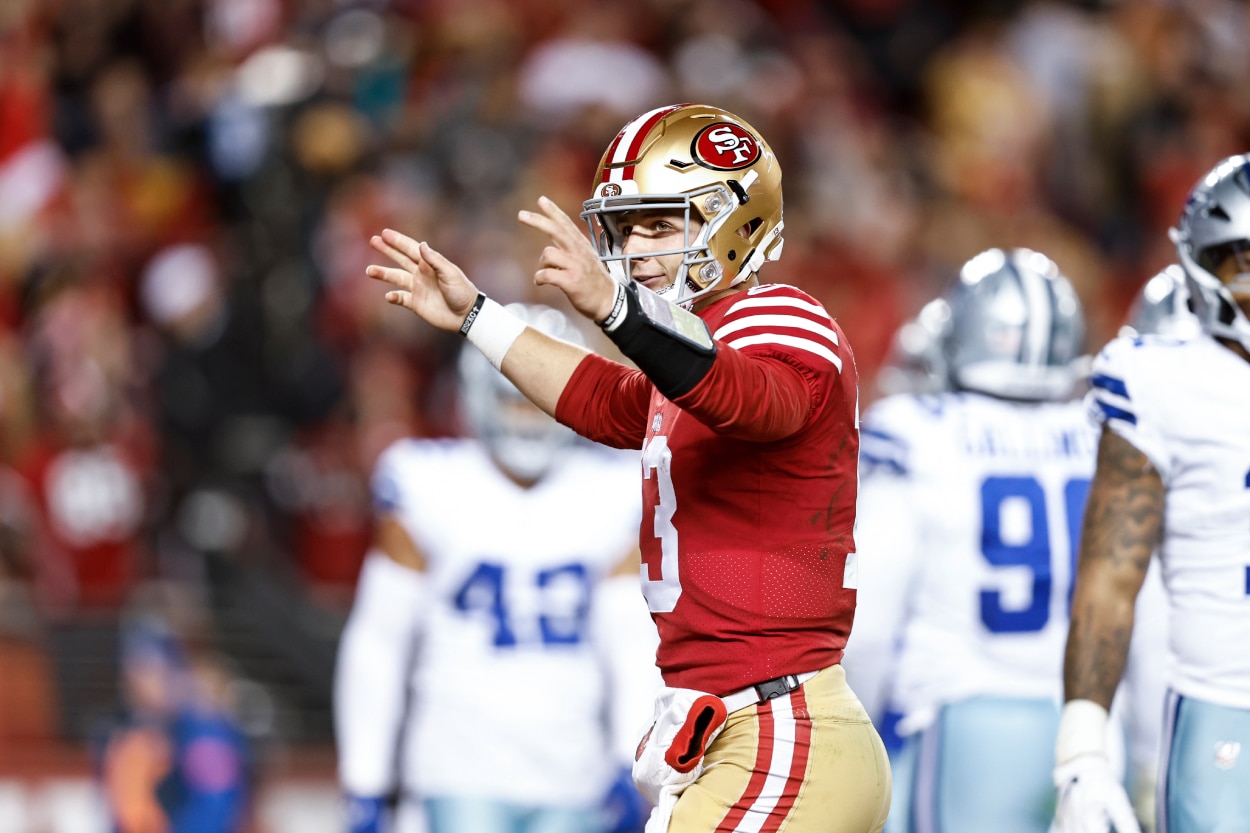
[979,475,1090,633]
[453,561,591,647]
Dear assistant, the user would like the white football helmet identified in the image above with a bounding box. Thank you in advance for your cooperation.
[458,304,583,483]
[581,104,784,309]
[941,248,1085,401]
[877,297,951,397]
[1170,153,1250,355]
[1119,265,1201,340]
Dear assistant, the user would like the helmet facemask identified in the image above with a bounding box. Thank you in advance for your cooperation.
[1170,154,1250,355]
[581,104,784,309]
[582,182,739,307]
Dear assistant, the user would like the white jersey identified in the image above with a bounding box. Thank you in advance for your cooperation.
[854,392,1097,733]
[372,438,643,805]
[1088,334,1250,709]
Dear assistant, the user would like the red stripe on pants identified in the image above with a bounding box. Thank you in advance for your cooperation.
[761,689,811,833]
[715,699,776,833]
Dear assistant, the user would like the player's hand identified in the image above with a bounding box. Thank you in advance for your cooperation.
[366,229,479,332]
[343,793,388,833]
[518,196,618,322]
[1053,755,1142,833]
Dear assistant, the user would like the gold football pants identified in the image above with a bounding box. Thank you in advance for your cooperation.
[668,664,891,833]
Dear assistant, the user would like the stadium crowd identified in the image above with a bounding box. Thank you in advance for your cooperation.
[0,0,1247,829]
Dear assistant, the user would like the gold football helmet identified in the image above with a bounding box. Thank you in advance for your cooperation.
[581,104,784,308]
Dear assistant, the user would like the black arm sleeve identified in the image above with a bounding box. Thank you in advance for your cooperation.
[601,281,717,400]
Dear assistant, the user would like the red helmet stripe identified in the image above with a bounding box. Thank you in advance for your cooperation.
[605,104,687,184]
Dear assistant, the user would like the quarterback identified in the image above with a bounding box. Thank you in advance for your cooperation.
[366,104,890,833]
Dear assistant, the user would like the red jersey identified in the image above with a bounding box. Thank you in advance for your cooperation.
[556,284,859,694]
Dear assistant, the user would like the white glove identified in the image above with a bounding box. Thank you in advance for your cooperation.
[1053,754,1142,833]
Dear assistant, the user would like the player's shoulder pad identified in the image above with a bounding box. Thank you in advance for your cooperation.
[370,437,467,513]
[860,393,945,478]
[713,283,844,373]
[1087,335,1152,430]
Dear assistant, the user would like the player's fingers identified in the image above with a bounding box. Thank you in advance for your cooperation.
[536,195,579,231]
[384,289,414,309]
[545,199,594,248]
[369,234,419,273]
[533,266,568,290]
[417,242,464,284]
[365,264,413,289]
[537,245,573,270]
[379,228,424,268]
[528,196,589,249]
[517,206,559,239]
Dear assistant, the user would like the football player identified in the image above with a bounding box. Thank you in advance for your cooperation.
[1118,265,1201,342]
[850,249,1118,833]
[333,303,659,833]
[1054,154,1250,833]
[366,104,891,833]
[871,296,951,402]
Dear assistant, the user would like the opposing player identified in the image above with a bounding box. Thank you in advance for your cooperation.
[333,304,659,833]
[1118,265,1201,341]
[870,296,950,402]
[1054,154,1250,833]
[849,248,1104,833]
[366,104,891,833]
[842,297,950,747]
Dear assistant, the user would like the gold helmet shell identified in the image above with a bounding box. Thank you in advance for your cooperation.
[581,104,784,307]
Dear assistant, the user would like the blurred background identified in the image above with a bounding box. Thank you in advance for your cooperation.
[0,0,1245,830]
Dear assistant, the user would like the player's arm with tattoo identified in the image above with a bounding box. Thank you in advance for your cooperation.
[1064,426,1165,708]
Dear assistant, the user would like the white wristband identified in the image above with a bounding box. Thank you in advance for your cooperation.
[462,295,527,371]
[1055,698,1109,765]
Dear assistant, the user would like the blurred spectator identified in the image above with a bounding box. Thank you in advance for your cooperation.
[21,277,154,615]
[139,242,280,512]
[99,616,251,833]
[0,463,59,748]
[16,276,157,738]
[517,3,670,128]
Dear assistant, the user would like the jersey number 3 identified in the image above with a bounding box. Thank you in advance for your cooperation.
[980,475,1090,634]
[641,435,681,614]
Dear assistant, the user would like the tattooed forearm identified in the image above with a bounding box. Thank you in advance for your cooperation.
[1065,602,1135,708]
[1080,429,1163,574]
[1064,427,1164,708]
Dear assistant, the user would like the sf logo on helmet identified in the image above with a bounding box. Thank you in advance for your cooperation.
[692,124,760,171]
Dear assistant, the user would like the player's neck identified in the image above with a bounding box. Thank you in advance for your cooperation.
[498,466,543,489]
[693,275,759,313]
[1216,336,1250,365]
